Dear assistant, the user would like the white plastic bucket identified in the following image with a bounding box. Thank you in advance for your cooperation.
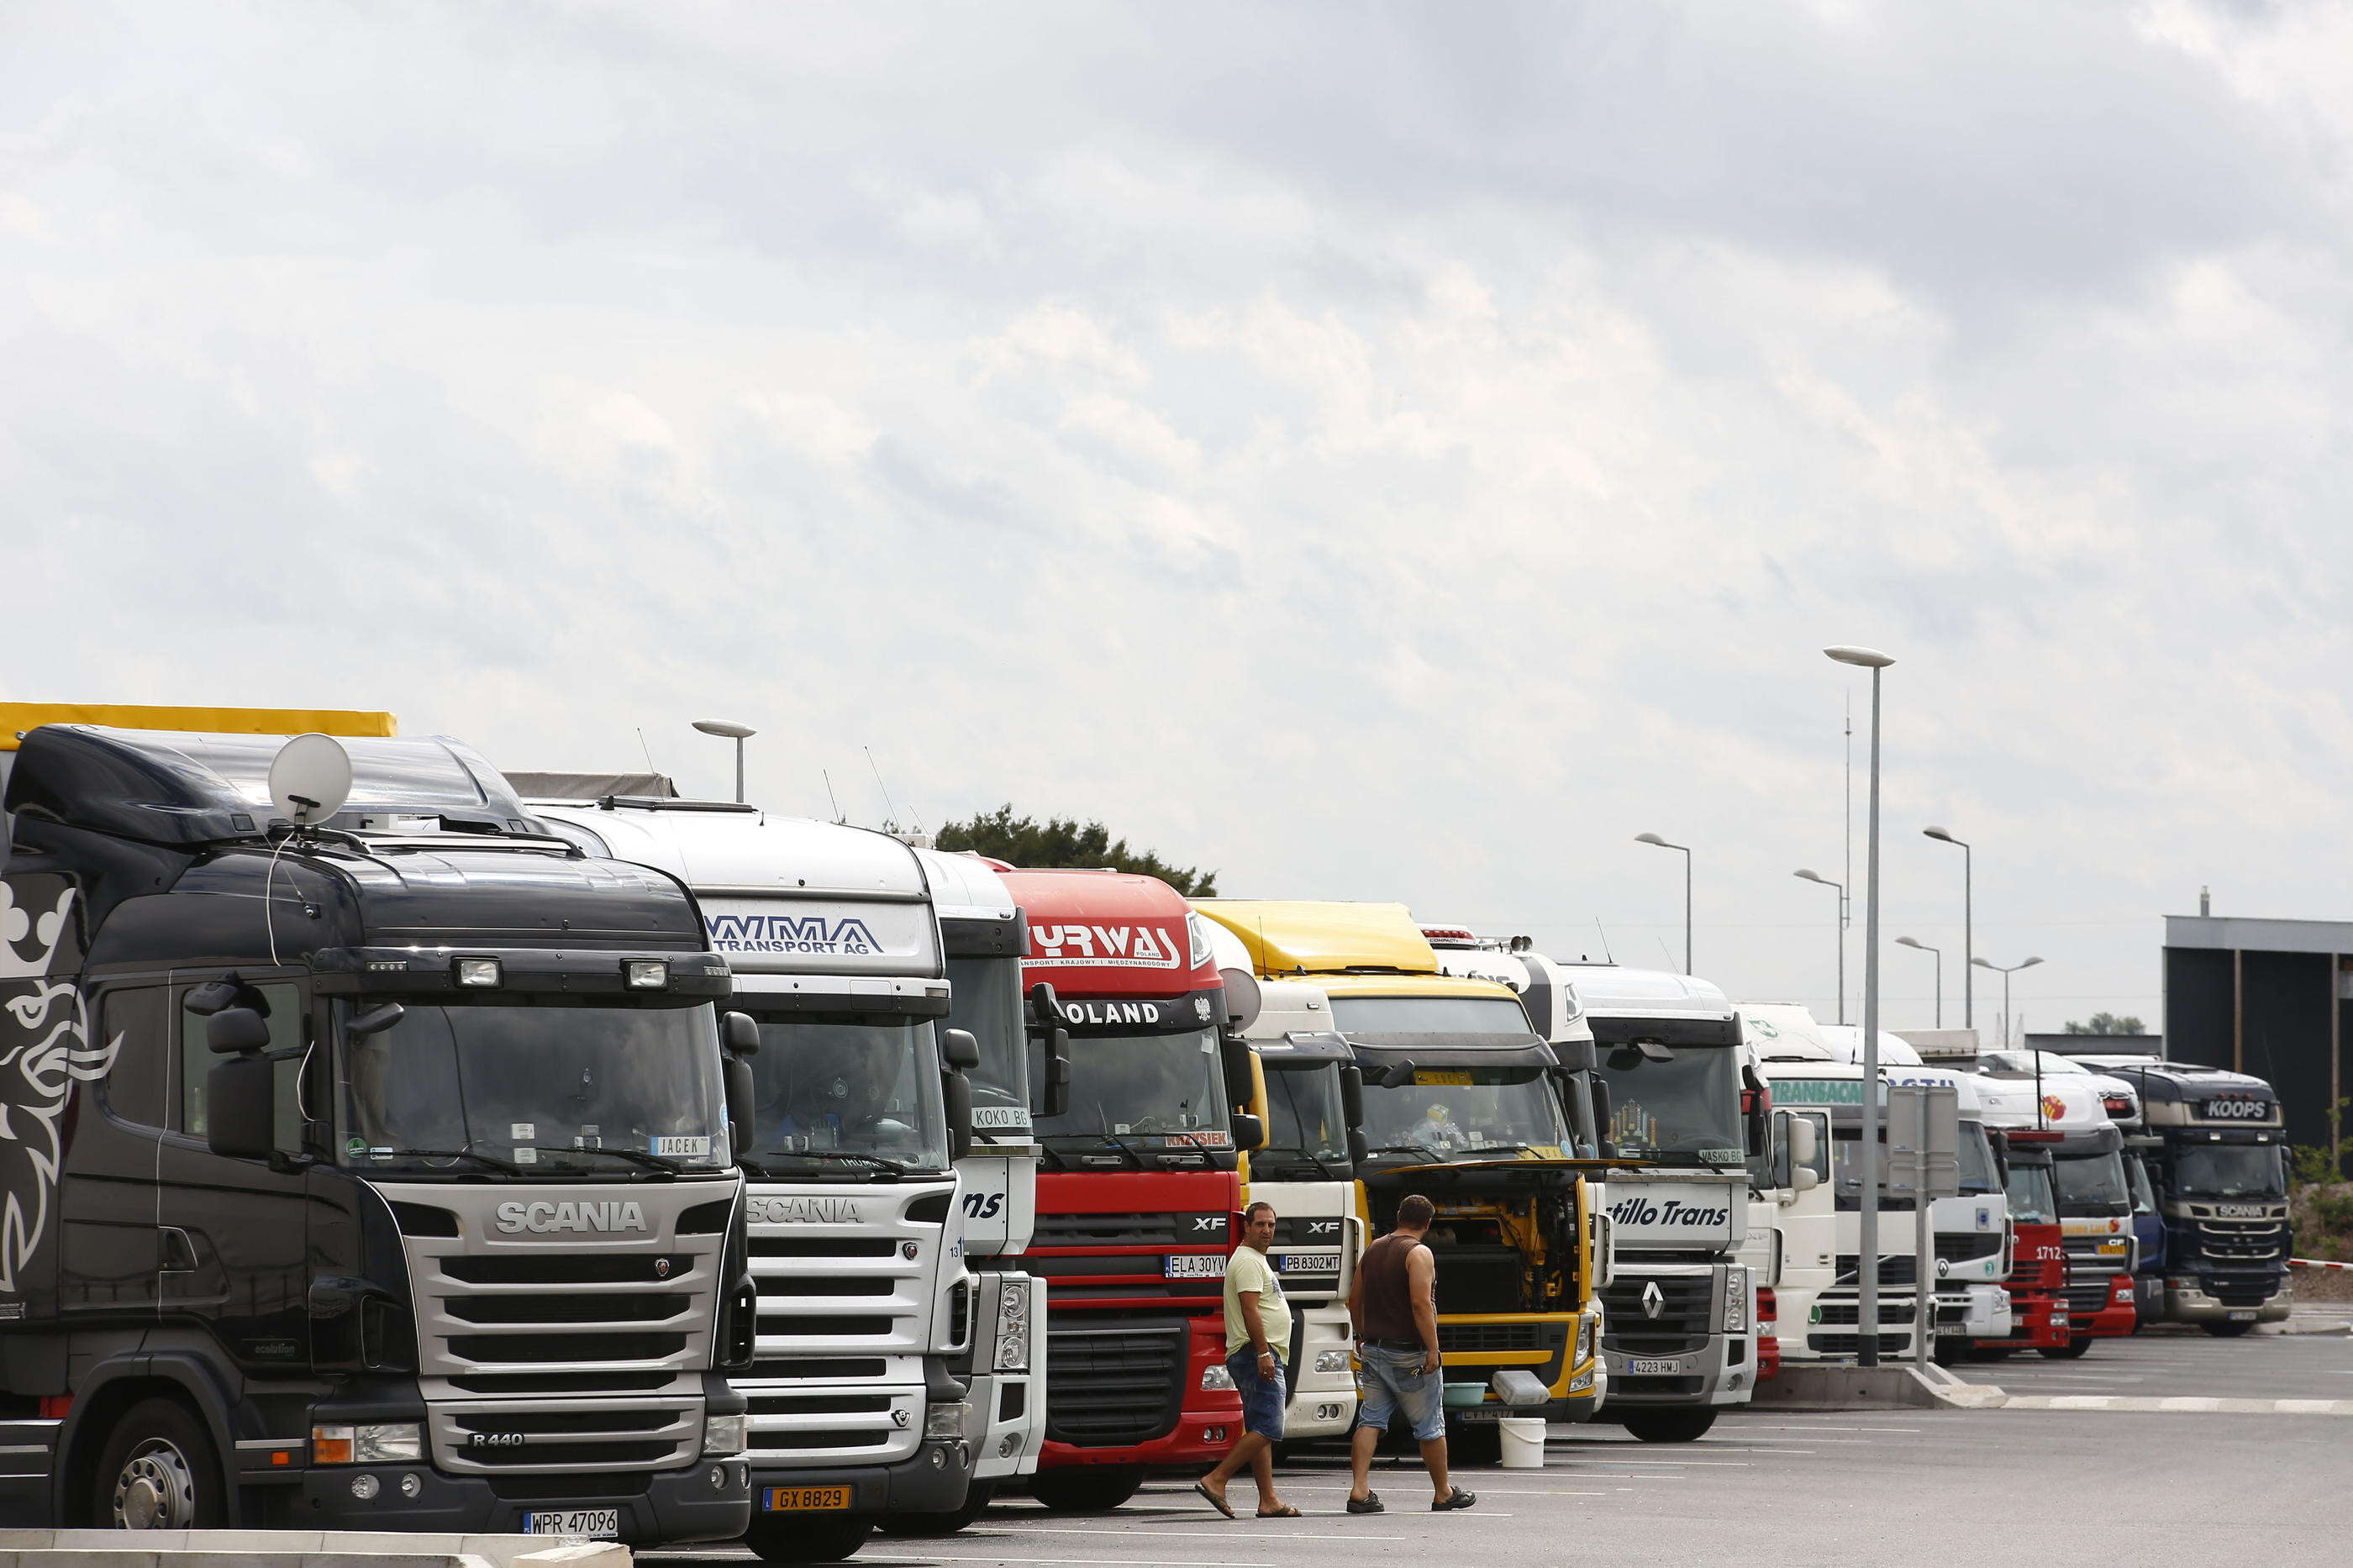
[1498,1416,1546,1469]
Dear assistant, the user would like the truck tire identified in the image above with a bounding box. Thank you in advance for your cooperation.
[89,1397,228,1530]
[2201,1319,2256,1338]
[1620,1408,1718,1444]
[743,1515,872,1562]
[881,1482,997,1536]
[1028,1468,1141,1513]
[2037,1336,2093,1360]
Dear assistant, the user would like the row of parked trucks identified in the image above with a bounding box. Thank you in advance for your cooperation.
[0,707,2295,1555]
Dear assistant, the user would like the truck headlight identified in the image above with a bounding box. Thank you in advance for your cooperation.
[994,1321,1029,1372]
[1575,1315,1595,1367]
[1201,1365,1235,1391]
[313,1423,422,1464]
[703,1414,747,1456]
[1313,1350,1351,1375]
[925,1402,971,1440]
[1724,1267,1750,1334]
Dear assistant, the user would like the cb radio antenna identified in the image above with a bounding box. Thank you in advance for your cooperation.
[823,769,844,824]
[865,745,919,833]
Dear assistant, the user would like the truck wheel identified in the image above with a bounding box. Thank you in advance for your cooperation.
[1620,1408,1718,1444]
[90,1397,228,1529]
[1449,1423,1502,1466]
[881,1482,997,1536]
[1028,1468,1141,1513]
[2037,1337,2093,1360]
[2201,1319,2256,1338]
[1932,1336,1968,1368]
[743,1515,872,1562]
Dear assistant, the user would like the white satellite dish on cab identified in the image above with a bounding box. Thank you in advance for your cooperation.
[269,733,354,828]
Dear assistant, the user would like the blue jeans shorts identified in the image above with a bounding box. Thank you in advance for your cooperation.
[1355,1343,1445,1441]
[1227,1347,1287,1441]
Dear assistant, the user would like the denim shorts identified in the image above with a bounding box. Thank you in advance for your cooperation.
[1355,1343,1445,1441]
[1227,1347,1287,1441]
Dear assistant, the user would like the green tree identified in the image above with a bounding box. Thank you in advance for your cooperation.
[2062,1012,2146,1035]
[935,805,1217,897]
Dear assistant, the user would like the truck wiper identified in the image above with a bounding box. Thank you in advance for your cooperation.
[1366,1144,1442,1164]
[538,1145,684,1175]
[366,1147,524,1176]
[1095,1133,1149,1168]
[792,1150,911,1176]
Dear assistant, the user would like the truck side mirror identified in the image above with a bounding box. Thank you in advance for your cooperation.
[1229,1111,1265,1152]
[945,1066,974,1163]
[348,1002,405,1037]
[940,1027,982,1071]
[1590,1076,1615,1159]
[1792,1164,1821,1192]
[1027,1026,1071,1118]
[1340,1066,1369,1167]
[1378,1059,1418,1090]
[722,1011,760,1055]
[1788,1115,1819,1167]
[208,1007,272,1054]
[206,1055,275,1160]
[724,1054,757,1158]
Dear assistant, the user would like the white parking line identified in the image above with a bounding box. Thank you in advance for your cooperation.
[906,1556,1279,1567]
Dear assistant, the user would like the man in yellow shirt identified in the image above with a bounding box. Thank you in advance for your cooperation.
[1193,1201,1296,1518]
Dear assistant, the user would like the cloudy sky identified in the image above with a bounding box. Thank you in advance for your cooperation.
[9,1,2353,1039]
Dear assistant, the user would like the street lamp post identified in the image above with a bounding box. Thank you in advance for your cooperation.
[692,719,757,804]
[1826,644,1895,1368]
[1793,869,1848,1024]
[1896,936,1942,1029]
[1971,955,2043,1053]
[1924,827,1973,1031]
[1634,834,1692,975]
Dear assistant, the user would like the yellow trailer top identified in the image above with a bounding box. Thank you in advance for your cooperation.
[1194,898,1443,977]
[0,703,397,750]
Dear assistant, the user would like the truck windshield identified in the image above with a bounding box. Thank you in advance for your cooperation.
[740,1017,951,1176]
[1830,1128,1918,1211]
[338,999,729,1174]
[1958,1122,2001,1196]
[1360,1066,1569,1159]
[1329,996,1532,1035]
[2172,1144,2285,1200]
[1594,1043,1743,1168]
[1260,1061,1348,1171]
[2007,1160,2057,1223]
[2052,1150,2129,1216]
[1034,1027,1231,1149]
[945,955,1030,1134]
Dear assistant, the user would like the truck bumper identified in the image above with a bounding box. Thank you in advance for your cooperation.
[1939,1283,2011,1339]
[749,1439,978,1522]
[1598,1334,1755,1408]
[1279,1303,1360,1439]
[292,1458,751,1544]
[967,1371,1045,1481]
[2166,1275,2292,1325]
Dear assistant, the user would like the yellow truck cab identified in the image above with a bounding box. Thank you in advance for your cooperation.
[1194,901,1603,1434]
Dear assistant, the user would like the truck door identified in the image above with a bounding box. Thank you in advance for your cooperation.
[155,976,314,1370]
[56,984,174,1321]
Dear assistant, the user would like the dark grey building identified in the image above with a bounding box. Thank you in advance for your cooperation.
[2163,915,2350,1175]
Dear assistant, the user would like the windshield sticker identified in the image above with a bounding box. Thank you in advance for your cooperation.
[345,1135,368,1156]
[652,1134,711,1157]
[509,1122,535,1140]
[972,1107,1031,1128]
[1414,1071,1474,1087]
[513,1146,538,1165]
[1168,1130,1232,1148]
[1700,1148,1744,1164]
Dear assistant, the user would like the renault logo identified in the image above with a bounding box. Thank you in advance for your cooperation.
[1640,1281,1665,1319]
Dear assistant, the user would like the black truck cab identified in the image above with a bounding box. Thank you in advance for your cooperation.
[0,723,755,1541]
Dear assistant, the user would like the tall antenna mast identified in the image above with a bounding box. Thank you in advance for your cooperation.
[1842,692,1853,1025]
[823,769,844,824]
[865,746,918,833]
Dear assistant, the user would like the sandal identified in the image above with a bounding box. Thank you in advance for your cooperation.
[1345,1492,1384,1515]
[1257,1505,1302,1518]
[1432,1486,1477,1512]
[1192,1480,1236,1519]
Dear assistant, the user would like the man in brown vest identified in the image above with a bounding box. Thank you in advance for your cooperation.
[1345,1193,1475,1513]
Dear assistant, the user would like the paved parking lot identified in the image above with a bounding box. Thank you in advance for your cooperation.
[650,1325,2350,1568]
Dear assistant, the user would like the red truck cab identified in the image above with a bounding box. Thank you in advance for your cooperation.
[1000,870,1254,1513]
[1980,1132,2071,1355]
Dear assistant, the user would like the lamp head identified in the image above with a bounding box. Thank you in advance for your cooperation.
[1824,645,1896,669]
[1634,833,1669,847]
[1794,868,1832,887]
[1923,825,1961,845]
[2020,956,2045,970]
[1895,936,1930,951]
[1970,957,1996,971]
[693,719,756,740]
